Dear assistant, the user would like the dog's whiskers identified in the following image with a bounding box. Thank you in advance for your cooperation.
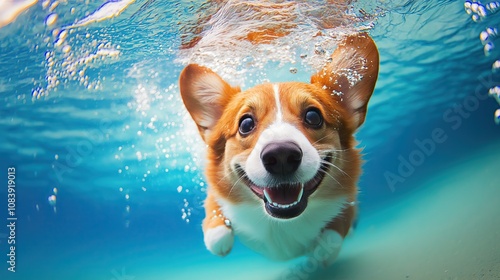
[228,176,244,198]
[227,165,250,198]
[312,130,338,145]
[321,159,351,178]
[318,148,353,163]
[317,165,343,187]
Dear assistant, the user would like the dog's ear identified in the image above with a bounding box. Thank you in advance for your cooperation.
[179,64,241,141]
[311,33,379,128]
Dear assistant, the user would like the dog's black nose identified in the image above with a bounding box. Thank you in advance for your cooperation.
[261,142,302,175]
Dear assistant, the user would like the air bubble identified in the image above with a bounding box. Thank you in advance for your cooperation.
[45,13,58,26]
[492,60,500,72]
[486,27,498,36]
[489,86,500,101]
[49,1,59,12]
[136,151,143,161]
[478,5,487,17]
[314,45,325,56]
[465,1,472,14]
[289,67,297,74]
[480,31,490,42]
[484,42,495,56]
[487,1,500,13]
[62,45,71,53]
[48,195,57,206]
[59,29,68,40]
[42,0,50,9]
[480,27,498,44]
[471,2,480,13]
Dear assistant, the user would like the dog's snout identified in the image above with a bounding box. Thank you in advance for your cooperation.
[261,142,302,175]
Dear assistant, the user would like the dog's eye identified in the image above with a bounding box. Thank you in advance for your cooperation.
[239,115,255,135]
[304,108,323,128]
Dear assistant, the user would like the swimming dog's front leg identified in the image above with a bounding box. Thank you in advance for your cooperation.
[308,204,356,267]
[202,193,234,257]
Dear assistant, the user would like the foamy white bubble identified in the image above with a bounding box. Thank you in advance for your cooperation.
[66,0,136,29]
[0,0,37,28]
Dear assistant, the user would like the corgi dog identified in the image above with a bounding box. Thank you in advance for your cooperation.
[179,32,378,265]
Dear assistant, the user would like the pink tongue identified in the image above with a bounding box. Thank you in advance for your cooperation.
[265,185,301,204]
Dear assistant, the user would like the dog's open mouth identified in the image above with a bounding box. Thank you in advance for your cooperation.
[236,154,331,219]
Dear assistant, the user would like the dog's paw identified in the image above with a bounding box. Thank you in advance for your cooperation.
[204,225,234,257]
[308,229,343,268]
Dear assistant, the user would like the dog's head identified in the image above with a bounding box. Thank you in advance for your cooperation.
[180,33,378,219]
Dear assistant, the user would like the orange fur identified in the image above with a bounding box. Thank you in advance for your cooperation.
[179,32,378,261]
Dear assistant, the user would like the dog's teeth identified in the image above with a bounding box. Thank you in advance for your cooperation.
[266,185,305,209]
[297,185,304,202]
[275,203,289,209]
[263,189,273,203]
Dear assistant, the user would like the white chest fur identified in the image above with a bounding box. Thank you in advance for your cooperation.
[218,197,346,260]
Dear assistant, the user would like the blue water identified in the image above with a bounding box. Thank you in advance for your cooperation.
[1,1,500,279]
